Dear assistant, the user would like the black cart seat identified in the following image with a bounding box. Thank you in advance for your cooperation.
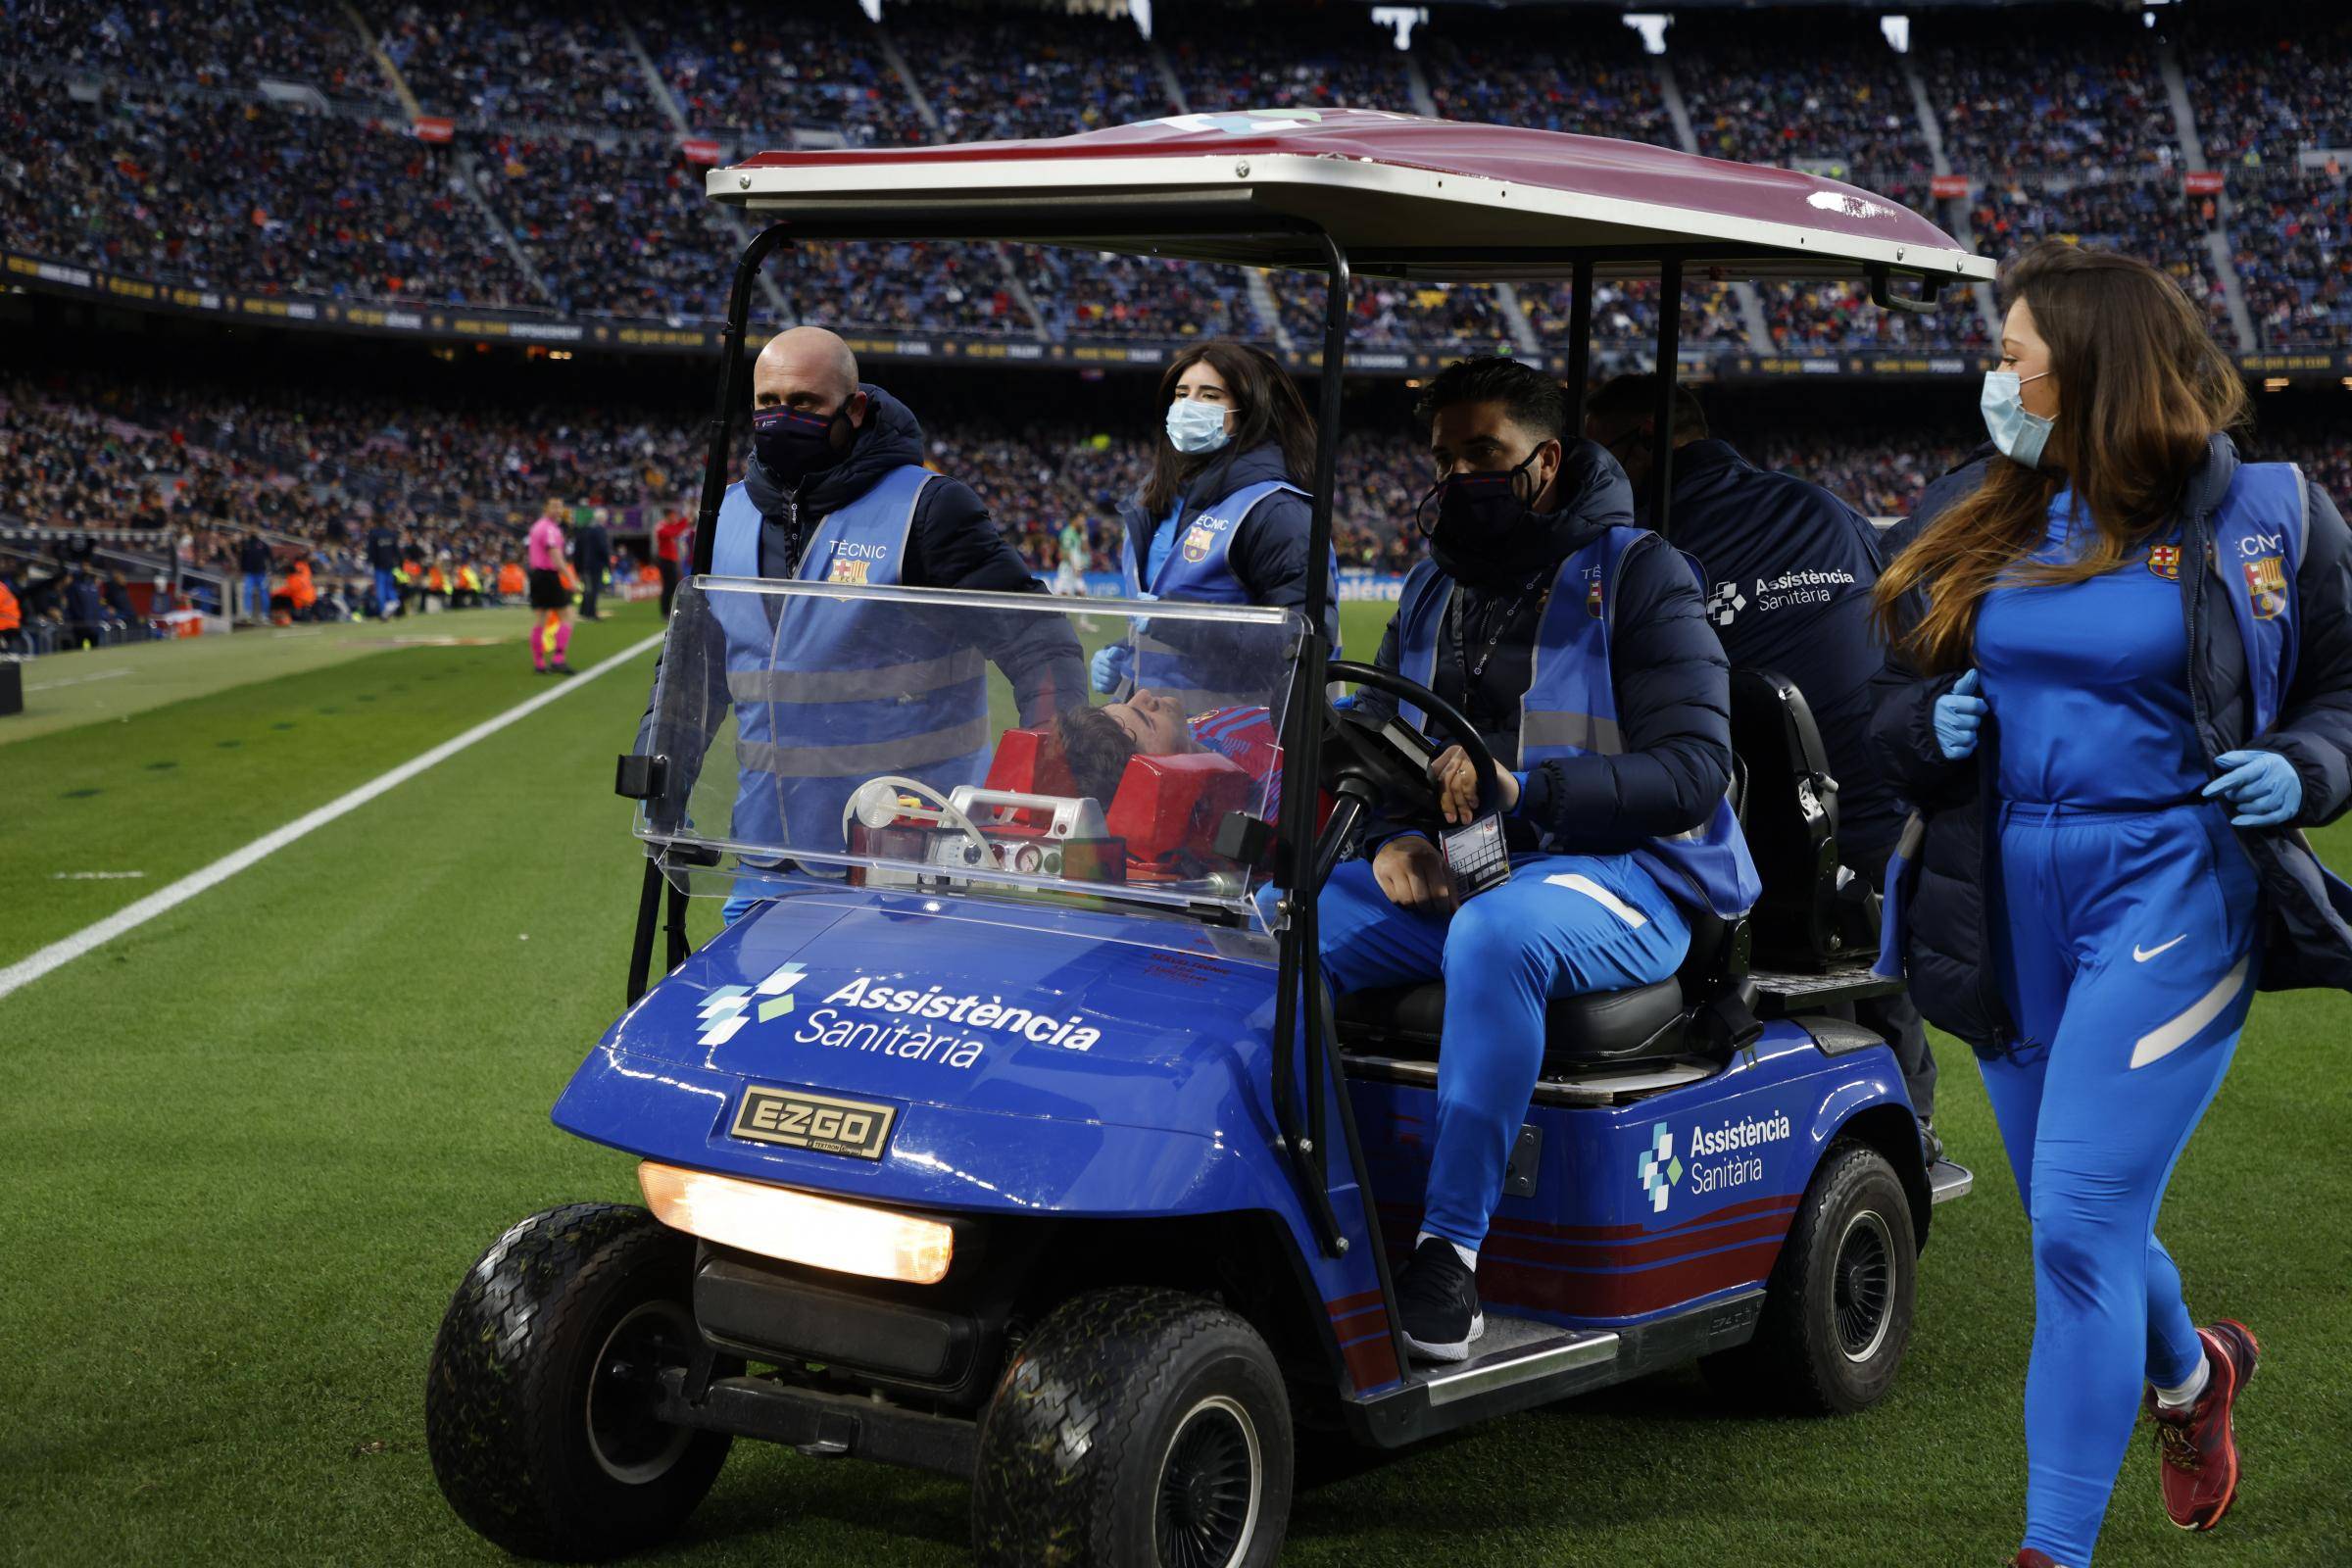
[1334,974,1687,1068]
[1727,666,1879,970]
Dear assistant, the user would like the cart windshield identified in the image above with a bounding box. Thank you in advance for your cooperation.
[635,577,1306,927]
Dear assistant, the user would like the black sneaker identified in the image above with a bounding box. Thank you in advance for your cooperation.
[1919,1116,1945,1167]
[1394,1236,1483,1362]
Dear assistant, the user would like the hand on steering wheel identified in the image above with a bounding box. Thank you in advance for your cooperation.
[1310,661,1506,900]
[1431,745,1518,824]
[1319,661,1503,830]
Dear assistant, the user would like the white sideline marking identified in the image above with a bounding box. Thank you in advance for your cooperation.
[0,634,662,1002]
[26,668,131,692]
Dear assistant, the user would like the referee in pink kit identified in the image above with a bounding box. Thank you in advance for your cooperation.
[526,497,575,676]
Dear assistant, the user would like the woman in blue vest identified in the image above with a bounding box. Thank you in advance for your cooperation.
[1871,244,2352,1568]
[1097,342,1337,707]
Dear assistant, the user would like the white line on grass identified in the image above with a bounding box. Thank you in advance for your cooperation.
[0,633,662,1003]
[26,668,132,692]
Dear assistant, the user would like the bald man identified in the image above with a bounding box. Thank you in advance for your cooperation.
[641,326,1086,922]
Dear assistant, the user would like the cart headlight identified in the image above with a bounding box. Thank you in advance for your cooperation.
[637,1161,953,1285]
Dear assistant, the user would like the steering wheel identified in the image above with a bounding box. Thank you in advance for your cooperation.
[1313,661,1504,884]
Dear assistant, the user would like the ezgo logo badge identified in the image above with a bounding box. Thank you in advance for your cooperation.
[696,961,807,1047]
[1637,1121,1683,1213]
[731,1086,895,1160]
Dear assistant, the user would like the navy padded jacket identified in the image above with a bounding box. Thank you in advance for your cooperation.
[1871,435,2352,1054]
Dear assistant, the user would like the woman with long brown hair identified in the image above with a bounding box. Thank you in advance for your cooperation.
[1096,341,1337,708]
[1870,242,2352,1568]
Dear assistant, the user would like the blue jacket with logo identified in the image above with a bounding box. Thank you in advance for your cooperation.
[1115,441,1338,646]
[1357,447,1740,871]
[1643,437,1903,860]
[1870,434,2352,1053]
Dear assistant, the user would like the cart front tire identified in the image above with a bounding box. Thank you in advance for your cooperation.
[424,1202,737,1561]
[973,1287,1293,1568]
[1701,1140,1916,1415]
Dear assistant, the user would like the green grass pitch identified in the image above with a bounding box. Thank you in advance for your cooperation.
[1,595,2346,1565]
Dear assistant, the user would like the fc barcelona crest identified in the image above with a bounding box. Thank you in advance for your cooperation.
[2243,555,2287,620]
[1585,574,1604,618]
[2147,544,2180,581]
[1181,523,1217,564]
[827,557,872,585]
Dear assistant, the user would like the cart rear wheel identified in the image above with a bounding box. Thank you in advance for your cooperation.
[1701,1140,1916,1414]
[425,1202,738,1561]
[973,1288,1292,1568]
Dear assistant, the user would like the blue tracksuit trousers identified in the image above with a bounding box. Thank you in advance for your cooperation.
[1985,802,2258,1567]
[1317,852,1689,1250]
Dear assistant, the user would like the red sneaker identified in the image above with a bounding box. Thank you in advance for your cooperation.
[2009,1551,2061,1567]
[2145,1320,2261,1531]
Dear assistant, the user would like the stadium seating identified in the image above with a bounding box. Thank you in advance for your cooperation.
[0,73,536,309]
[379,0,667,131]
[637,0,927,150]
[7,0,2348,355]
[1,0,389,101]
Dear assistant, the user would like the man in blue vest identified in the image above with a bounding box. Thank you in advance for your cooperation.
[1327,357,1760,1360]
[1585,374,1939,1158]
[641,326,1085,923]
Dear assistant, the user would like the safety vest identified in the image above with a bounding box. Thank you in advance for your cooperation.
[1118,478,1321,711]
[2213,465,2305,738]
[708,466,988,853]
[1391,527,1762,921]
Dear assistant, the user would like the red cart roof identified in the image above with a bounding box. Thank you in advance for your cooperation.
[712,109,1991,287]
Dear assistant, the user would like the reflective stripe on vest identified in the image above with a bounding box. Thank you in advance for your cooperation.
[708,468,987,849]
[1396,529,1761,920]
[2208,463,2305,740]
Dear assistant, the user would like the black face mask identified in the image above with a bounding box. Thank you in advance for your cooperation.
[752,403,850,485]
[1416,446,1556,579]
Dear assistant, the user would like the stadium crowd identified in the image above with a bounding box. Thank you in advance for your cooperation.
[379,0,665,132]
[6,1,2349,657]
[8,355,2348,662]
[641,0,929,151]
[5,0,2346,355]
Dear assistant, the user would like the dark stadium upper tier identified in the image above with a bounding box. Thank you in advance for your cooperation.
[718,110,1990,290]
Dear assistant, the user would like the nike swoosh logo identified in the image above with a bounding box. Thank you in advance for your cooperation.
[2133,935,2188,962]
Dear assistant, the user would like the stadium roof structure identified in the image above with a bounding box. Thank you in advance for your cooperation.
[711,109,1994,295]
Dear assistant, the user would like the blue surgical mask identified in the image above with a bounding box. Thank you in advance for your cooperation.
[1981,369,2055,469]
[1165,396,1232,456]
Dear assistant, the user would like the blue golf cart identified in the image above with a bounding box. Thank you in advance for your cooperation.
[425,112,1994,1566]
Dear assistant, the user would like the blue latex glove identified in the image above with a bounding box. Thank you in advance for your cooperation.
[1933,668,1987,760]
[2203,749,2301,827]
[1090,642,1133,695]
